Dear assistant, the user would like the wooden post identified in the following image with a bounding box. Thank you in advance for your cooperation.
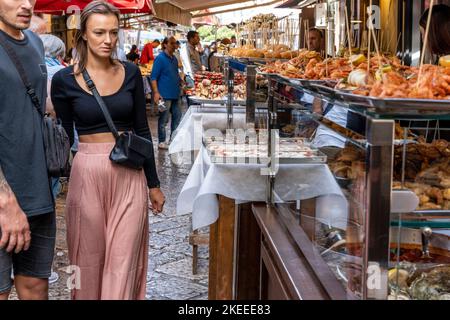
[235,203,262,299]
[300,198,316,241]
[208,195,236,300]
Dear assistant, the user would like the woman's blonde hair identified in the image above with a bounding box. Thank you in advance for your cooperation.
[74,0,120,74]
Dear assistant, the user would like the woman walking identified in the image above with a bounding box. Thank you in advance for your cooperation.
[51,1,165,300]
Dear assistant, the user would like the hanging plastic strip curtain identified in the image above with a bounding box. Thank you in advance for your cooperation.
[34,0,153,14]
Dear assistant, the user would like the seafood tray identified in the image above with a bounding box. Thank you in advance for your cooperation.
[367,97,450,114]
[335,91,450,114]
[255,68,280,76]
[189,96,226,104]
[204,141,327,164]
[310,83,338,101]
[189,96,246,106]
[293,79,338,89]
[334,90,372,107]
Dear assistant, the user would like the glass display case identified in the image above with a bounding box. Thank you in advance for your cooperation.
[251,70,450,300]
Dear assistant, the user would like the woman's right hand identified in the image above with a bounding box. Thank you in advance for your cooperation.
[149,188,165,214]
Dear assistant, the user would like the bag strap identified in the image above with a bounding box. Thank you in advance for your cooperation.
[82,69,120,139]
[0,31,43,117]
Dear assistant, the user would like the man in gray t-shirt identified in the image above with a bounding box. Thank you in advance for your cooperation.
[186,30,203,77]
[0,0,55,300]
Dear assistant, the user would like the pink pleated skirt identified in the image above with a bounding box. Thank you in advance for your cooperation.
[65,142,149,300]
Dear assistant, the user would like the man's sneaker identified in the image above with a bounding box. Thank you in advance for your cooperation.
[49,270,59,284]
[158,142,169,150]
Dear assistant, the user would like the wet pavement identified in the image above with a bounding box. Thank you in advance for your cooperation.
[9,104,209,300]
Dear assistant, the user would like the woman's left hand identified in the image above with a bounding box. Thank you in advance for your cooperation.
[149,188,165,214]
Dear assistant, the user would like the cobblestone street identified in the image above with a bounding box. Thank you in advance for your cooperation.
[10,108,209,300]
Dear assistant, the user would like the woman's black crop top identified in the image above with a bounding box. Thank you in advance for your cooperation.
[51,61,160,188]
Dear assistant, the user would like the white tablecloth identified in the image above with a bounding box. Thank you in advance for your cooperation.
[177,146,348,230]
[169,106,247,165]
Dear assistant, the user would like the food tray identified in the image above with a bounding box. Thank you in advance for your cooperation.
[334,90,372,107]
[208,153,327,164]
[311,83,338,101]
[335,90,450,114]
[255,68,280,76]
[189,96,226,104]
[189,96,247,106]
[205,142,327,164]
[367,97,450,114]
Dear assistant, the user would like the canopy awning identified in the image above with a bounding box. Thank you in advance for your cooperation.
[34,0,153,14]
[164,0,250,12]
[275,0,317,8]
[191,10,220,26]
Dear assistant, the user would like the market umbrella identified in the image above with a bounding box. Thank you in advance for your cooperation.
[34,0,153,14]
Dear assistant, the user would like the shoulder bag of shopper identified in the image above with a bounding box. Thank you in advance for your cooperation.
[82,69,153,170]
[0,32,71,178]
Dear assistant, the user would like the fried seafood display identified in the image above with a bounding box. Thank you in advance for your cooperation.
[329,126,450,211]
[353,64,450,99]
[229,44,300,59]
[191,72,246,100]
[259,50,323,77]
[257,49,450,100]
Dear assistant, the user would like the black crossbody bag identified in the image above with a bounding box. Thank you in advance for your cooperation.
[82,69,153,170]
[0,32,70,178]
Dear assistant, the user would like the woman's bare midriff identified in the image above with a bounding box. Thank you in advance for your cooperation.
[79,131,125,143]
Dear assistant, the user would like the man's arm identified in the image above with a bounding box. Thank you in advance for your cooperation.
[150,59,162,103]
[150,79,161,103]
[0,164,31,253]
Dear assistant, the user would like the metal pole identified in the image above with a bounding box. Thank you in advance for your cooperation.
[363,118,394,300]
[246,65,257,126]
[266,75,277,206]
[224,60,234,129]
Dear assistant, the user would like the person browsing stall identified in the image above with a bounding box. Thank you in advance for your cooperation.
[126,44,139,64]
[139,39,160,65]
[150,36,182,150]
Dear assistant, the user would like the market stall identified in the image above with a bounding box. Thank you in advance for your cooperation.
[175,0,450,300]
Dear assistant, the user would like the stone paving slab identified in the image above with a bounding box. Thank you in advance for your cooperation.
[156,257,209,282]
[149,232,186,250]
[164,242,210,260]
[150,216,191,233]
[159,225,192,239]
[146,273,208,300]
[148,251,186,270]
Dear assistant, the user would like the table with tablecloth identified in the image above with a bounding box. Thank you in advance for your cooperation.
[176,142,348,299]
[169,105,248,165]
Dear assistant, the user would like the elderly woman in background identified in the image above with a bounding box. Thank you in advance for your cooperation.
[41,35,67,72]
[41,34,80,163]
[40,34,67,116]
[41,34,68,198]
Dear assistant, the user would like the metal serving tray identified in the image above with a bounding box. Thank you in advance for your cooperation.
[189,96,247,106]
[204,142,327,165]
[208,152,328,165]
[310,83,338,101]
[335,90,450,114]
[367,97,450,114]
[255,68,280,76]
[189,96,226,104]
[334,90,372,107]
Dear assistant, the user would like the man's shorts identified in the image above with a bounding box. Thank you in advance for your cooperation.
[0,212,56,294]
